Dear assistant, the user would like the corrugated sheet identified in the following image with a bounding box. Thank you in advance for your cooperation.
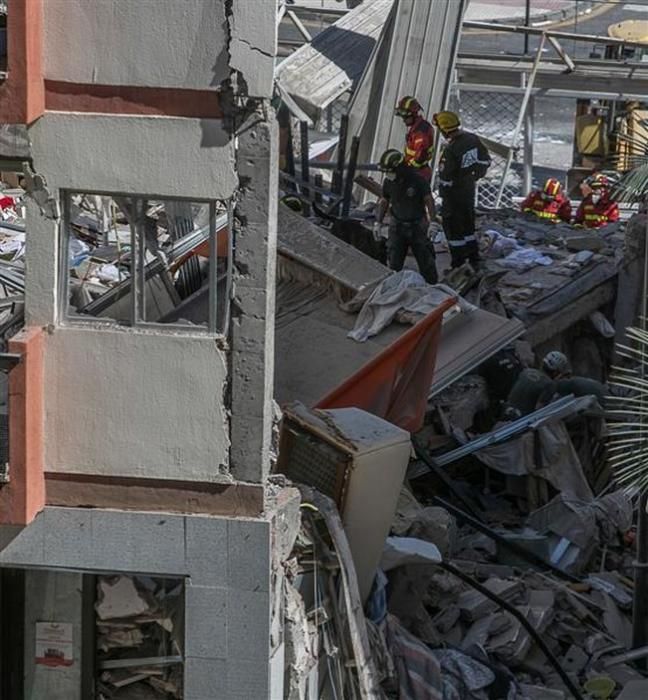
[349,0,467,168]
[275,0,394,121]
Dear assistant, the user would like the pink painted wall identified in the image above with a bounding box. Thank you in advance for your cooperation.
[0,0,45,124]
[0,326,45,525]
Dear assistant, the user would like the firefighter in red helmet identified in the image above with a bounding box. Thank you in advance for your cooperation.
[395,96,435,182]
[520,178,572,223]
[574,173,619,229]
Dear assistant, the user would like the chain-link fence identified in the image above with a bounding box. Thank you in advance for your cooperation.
[450,90,525,209]
[317,91,352,134]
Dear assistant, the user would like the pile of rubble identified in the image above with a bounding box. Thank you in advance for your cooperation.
[95,575,183,700]
[377,481,642,699]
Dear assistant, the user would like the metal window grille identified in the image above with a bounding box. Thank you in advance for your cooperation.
[450,90,525,209]
[59,192,231,335]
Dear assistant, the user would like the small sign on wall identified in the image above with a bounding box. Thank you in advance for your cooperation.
[35,622,74,668]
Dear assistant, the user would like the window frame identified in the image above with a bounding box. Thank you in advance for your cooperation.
[58,190,231,337]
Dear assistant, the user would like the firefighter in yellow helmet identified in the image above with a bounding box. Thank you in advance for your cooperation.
[434,110,491,268]
[521,178,572,223]
[374,148,438,283]
[395,96,435,182]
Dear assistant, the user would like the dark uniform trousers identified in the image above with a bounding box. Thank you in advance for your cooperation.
[387,219,438,284]
[441,185,478,268]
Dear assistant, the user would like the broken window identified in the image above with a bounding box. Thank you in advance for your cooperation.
[95,574,184,699]
[61,192,232,334]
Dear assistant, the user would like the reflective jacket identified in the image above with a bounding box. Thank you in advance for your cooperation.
[520,191,572,223]
[438,131,491,198]
[405,116,434,181]
[574,194,619,229]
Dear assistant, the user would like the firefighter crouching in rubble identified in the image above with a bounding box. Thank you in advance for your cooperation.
[574,174,619,229]
[434,110,491,268]
[505,351,606,418]
[395,95,435,182]
[374,149,438,284]
[520,178,572,223]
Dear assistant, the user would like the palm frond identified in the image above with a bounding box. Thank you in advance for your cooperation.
[612,161,648,203]
[608,322,648,492]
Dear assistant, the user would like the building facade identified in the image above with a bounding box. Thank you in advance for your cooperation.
[0,1,290,698]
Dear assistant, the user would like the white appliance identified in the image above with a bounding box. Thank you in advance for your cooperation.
[276,402,411,601]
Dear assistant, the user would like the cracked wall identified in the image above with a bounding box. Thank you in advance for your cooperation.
[43,0,230,90]
[19,1,279,486]
[25,113,237,482]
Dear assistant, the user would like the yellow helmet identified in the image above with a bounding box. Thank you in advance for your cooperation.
[433,111,461,133]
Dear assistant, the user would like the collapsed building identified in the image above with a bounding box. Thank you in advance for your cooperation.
[0,0,648,699]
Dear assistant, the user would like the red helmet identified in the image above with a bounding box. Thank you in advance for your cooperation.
[542,178,562,199]
[590,173,609,189]
[396,96,422,118]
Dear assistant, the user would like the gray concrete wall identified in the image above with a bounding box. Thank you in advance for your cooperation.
[28,113,238,202]
[44,326,230,481]
[43,0,230,90]
[25,112,236,481]
[229,110,278,482]
[25,92,278,486]
[23,570,83,700]
[42,0,277,98]
[0,508,274,700]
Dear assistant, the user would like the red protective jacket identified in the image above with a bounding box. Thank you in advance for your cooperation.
[520,191,571,223]
[574,194,619,229]
[405,116,434,182]
[0,196,14,211]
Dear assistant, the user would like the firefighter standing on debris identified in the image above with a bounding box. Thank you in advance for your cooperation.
[374,149,438,284]
[574,173,619,229]
[521,178,572,223]
[434,110,491,268]
[395,96,435,182]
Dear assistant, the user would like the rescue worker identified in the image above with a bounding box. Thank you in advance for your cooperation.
[520,178,572,223]
[574,173,619,229]
[395,96,435,182]
[506,350,606,417]
[433,110,491,268]
[537,351,607,407]
[375,148,438,284]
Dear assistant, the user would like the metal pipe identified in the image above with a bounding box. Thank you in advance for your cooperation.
[463,20,648,50]
[523,0,530,55]
[495,33,546,208]
[310,161,380,172]
[208,202,218,334]
[332,113,349,197]
[431,496,580,583]
[341,136,360,218]
[300,120,311,205]
[441,562,585,700]
[431,395,579,467]
[286,118,296,190]
[604,644,648,668]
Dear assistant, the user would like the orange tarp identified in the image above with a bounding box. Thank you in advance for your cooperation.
[316,297,456,433]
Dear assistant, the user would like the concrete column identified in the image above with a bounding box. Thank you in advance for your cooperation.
[229,106,278,484]
[23,570,83,700]
[24,196,61,327]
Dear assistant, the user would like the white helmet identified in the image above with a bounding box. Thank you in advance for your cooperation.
[542,351,571,376]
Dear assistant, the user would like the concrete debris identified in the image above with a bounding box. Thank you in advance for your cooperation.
[96,576,150,620]
[96,575,182,700]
